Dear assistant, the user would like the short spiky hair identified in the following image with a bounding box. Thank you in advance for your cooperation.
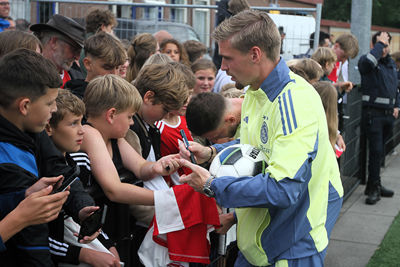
[50,89,85,127]
[186,92,226,136]
[213,10,281,62]
[0,48,61,107]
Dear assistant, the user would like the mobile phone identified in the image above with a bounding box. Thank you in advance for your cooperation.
[180,129,197,164]
[78,205,107,241]
[53,166,80,194]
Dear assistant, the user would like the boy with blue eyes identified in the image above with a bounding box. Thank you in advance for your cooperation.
[65,31,126,99]
[46,89,120,266]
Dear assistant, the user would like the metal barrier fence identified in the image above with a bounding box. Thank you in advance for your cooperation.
[11,0,321,60]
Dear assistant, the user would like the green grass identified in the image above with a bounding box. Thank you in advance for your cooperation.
[367,212,400,267]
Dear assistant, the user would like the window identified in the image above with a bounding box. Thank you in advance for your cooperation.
[142,0,165,20]
[36,1,55,23]
[192,0,210,45]
[170,0,187,23]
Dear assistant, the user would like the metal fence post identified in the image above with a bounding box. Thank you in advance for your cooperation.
[350,0,373,184]
[313,3,322,51]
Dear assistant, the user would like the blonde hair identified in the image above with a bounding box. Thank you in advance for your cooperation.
[335,33,359,59]
[313,81,338,149]
[142,53,173,68]
[49,89,85,127]
[213,10,281,62]
[126,33,158,82]
[84,74,142,118]
[289,58,324,83]
[220,83,244,98]
[134,63,189,112]
[311,47,337,70]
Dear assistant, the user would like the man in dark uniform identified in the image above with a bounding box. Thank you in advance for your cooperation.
[358,31,400,205]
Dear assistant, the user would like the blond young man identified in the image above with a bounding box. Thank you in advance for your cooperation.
[179,10,343,266]
[65,31,126,99]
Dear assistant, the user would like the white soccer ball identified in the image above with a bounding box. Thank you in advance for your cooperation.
[209,144,268,178]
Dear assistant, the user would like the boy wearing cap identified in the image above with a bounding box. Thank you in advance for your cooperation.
[31,14,85,87]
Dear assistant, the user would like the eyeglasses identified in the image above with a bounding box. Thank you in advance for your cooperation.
[0,2,10,6]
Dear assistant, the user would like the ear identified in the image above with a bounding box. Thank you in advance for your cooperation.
[249,46,262,63]
[49,36,59,51]
[45,124,53,136]
[18,98,31,116]
[225,114,237,125]
[105,108,117,124]
[143,91,155,105]
[83,57,91,72]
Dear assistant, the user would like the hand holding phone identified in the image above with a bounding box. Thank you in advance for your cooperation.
[180,129,197,164]
[52,166,80,194]
[78,205,107,242]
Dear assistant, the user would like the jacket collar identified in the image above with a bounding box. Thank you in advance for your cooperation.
[0,114,37,153]
[258,58,294,102]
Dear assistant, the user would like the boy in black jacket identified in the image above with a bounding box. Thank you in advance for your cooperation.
[46,89,120,266]
[0,49,96,266]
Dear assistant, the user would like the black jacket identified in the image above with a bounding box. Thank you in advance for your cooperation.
[358,41,400,109]
[0,114,94,266]
[64,79,88,100]
[130,114,161,160]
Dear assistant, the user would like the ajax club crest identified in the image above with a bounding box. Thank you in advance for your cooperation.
[261,121,268,144]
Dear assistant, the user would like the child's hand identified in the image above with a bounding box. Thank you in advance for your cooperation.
[153,154,181,176]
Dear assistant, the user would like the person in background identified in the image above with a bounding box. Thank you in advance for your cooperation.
[358,31,399,205]
[79,8,118,77]
[183,40,207,64]
[160,38,190,66]
[191,58,217,95]
[0,30,42,57]
[31,14,85,87]
[126,33,158,82]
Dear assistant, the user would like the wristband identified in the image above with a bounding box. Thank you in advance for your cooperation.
[206,146,214,163]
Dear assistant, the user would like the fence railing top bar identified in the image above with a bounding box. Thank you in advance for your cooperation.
[32,0,316,12]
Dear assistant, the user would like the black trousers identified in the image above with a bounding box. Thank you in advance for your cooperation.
[363,107,395,185]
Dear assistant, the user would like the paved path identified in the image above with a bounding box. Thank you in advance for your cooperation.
[325,147,400,267]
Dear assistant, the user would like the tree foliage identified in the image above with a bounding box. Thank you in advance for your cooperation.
[322,0,400,28]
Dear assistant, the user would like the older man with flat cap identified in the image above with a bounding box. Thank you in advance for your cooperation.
[30,14,85,87]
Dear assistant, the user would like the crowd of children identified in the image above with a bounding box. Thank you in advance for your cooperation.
[0,5,365,267]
